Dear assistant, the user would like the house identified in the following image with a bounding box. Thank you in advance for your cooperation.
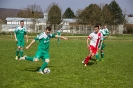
[1,17,47,33]
[125,15,133,24]
[1,12,76,33]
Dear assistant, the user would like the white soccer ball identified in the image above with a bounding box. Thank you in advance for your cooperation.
[43,68,50,74]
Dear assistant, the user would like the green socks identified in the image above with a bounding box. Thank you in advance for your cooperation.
[16,49,20,56]
[25,56,34,61]
[101,53,104,58]
[20,50,24,57]
[40,62,48,70]
[57,38,60,43]
[95,53,100,60]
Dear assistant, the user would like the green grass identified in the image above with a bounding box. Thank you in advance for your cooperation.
[0,35,133,88]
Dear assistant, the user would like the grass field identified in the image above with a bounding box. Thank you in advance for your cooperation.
[0,35,133,88]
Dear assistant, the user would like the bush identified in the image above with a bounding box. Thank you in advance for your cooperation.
[125,24,133,33]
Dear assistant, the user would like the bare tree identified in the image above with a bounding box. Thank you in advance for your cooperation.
[17,3,43,32]
[75,9,83,23]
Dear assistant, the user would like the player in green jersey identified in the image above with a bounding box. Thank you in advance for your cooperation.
[57,28,62,43]
[20,26,67,74]
[96,24,109,61]
[14,20,28,60]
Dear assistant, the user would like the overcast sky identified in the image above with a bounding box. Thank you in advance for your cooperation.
[0,0,133,14]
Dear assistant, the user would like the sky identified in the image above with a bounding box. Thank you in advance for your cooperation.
[0,0,133,14]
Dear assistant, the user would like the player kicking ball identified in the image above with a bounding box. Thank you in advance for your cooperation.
[82,25,103,66]
[20,27,67,74]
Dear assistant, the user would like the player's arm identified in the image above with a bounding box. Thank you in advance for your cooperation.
[26,39,35,50]
[55,35,67,40]
[24,28,28,43]
[14,29,18,42]
[86,38,90,48]
[14,33,18,42]
[104,35,108,38]
[25,34,28,43]
[87,34,91,47]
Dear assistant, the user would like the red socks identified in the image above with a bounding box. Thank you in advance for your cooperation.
[84,56,91,64]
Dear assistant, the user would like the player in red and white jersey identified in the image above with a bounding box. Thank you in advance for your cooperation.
[82,25,103,66]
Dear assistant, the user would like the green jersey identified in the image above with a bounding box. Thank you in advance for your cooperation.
[103,28,109,36]
[14,26,27,41]
[57,30,61,36]
[99,28,109,36]
[34,32,55,51]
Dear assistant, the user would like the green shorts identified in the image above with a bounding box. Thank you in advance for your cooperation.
[34,49,50,61]
[17,40,24,47]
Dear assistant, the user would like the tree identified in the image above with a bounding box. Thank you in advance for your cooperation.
[0,19,3,24]
[63,7,75,18]
[109,0,124,25]
[128,14,133,17]
[17,3,43,18]
[88,4,101,25]
[77,4,101,25]
[17,3,43,32]
[75,9,83,23]
[102,4,113,24]
[47,3,62,32]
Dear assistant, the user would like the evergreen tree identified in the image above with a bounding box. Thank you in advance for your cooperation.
[47,3,62,31]
[109,0,124,24]
[102,4,113,24]
[63,7,75,18]
[77,4,101,25]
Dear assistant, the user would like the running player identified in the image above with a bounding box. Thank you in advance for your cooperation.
[20,26,67,74]
[14,20,28,60]
[82,25,103,66]
[97,24,109,61]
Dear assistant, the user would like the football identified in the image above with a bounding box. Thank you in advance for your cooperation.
[43,68,50,74]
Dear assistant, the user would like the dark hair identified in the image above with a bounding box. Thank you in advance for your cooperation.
[20,20,24,23]
[96,23,101,26]
[95,25,99,29]
[46,26,52,31]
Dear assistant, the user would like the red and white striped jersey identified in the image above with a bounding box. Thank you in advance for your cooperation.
[88,32,103,48]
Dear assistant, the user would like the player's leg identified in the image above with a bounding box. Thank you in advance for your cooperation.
[20,50,41,61]
[84,51,92,66]
[100,43,105,61]
[15,41,21,60]
[19,48,24,59]
[19,41,25,59]
[83,45,94,66]
[95,43,101,61]
[38,52,50,74]
[57,38,60,43]
[95,52,100,61]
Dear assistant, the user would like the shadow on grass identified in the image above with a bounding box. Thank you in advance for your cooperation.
[22,66,55,72]
[90,58,96,61]
[24,67,40,72]
[88,62,95,65]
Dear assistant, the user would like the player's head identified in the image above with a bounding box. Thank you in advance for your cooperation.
[96,23,101,29]
[45,26,52,35]
[104,24,107,28]
[94,25,99,33]
[20,20,24,28]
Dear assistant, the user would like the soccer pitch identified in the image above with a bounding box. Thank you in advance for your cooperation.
[0,35,133,88]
